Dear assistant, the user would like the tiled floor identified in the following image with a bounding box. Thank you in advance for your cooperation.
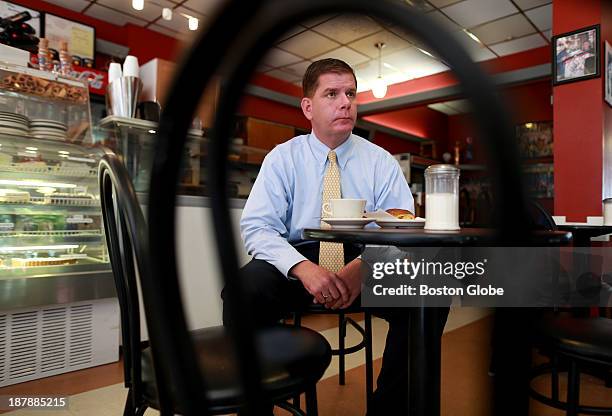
[1,307,611,415]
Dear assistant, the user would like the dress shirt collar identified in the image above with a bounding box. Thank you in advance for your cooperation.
[308,131,354,170]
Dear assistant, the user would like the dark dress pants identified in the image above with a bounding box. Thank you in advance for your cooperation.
[222,243,449,415]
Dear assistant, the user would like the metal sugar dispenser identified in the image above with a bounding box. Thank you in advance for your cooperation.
[424,164,460,231]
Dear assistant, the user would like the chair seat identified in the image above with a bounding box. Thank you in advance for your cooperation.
[538,317,612,363]
[141,325,331,411]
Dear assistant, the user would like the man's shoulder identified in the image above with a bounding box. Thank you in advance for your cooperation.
[267,134,309,156]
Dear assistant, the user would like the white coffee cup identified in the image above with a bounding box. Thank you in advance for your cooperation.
[123,55,140,78]
[322,198,366,218]
[604,198,612,225]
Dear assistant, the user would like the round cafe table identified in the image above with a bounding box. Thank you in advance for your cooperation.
[303,226,573,416]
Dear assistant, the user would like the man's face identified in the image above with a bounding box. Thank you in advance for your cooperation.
[301,72,357,142]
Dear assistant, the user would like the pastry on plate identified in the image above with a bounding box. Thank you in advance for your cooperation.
[385,208,415,220]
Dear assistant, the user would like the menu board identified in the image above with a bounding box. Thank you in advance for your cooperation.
[0,0,41,35]
[44,13,95,60]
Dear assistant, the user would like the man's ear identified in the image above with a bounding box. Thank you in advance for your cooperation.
[301,97,313,120]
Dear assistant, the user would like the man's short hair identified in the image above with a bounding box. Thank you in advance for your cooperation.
[302,58,357,98]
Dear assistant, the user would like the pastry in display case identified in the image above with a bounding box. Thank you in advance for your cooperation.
[0,62,117,387]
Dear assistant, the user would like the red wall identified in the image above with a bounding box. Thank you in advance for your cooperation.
[373,131,421,155]
[363,106,448,141]
[11,0,180,63]
[553,0,603,221]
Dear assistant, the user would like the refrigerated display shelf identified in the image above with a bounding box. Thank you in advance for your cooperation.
[0,163,97,177]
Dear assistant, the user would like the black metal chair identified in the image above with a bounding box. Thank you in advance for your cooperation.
[292,305,373,410]
[99,151,331,415]
[526,201,612,416]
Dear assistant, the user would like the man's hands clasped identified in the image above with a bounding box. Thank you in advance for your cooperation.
[290,258,363,309]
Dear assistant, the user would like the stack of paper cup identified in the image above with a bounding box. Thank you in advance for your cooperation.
[123,55,140,78]
[106,56,142,118]
[108,62,122,83]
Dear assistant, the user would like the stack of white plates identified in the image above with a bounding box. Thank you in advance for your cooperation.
[0,111,29,136]
[30,119,67,141]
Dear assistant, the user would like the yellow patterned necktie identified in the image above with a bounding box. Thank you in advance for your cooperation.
[319,150,345,273]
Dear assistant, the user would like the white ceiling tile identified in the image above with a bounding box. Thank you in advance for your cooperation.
[312,14,382,44]
[383,47,449,78]
[43,0,90,13]
[428,103,458,115]
[182,0,226,16]
[471,13,535,45]
[277,30,340,59]
[354,60,397,82]
[262,47,303,67]
[84,4,148,26]
[442,0,518,29]
[525,4,552,31]
[444,99,472,113]
[97,0,175,22]
[312,46,371,66]
[428,0,463,7]
[348,30,414,59]
[425,10,461,34]
[489,33,546,56]
[157,7,207,33]
[276,26,308,43]
[281,61,312,78]
[301,14,338,28]
[543,29,551,41]
[513,0,551,11]
[451,30,497,61]
[266,69,301,83]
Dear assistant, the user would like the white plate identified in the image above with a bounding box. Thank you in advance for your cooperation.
[0,127,29,136]
[375,218,426,228]
[322,218,375,229]
[0,120,28,130]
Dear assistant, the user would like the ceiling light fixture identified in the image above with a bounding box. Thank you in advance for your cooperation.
[162,7,172,20]
[132,0,144,11]
[372,42,387,99]
[188,16,199,31]
[463,29,482,44]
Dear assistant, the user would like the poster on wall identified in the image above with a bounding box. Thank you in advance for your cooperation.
[516,121,553,159]
[606,41,612,106]
[43,13,95,63]
[0,0,41,35]
[552,25,600,85]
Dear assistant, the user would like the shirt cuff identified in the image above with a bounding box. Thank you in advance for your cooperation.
[274,249,308,278]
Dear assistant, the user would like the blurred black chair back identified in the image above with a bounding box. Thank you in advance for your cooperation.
[99,151,173,415]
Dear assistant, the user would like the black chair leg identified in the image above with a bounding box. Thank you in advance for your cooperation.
[338,312,346,386]
[551,353,559,401]
[567,360,580,416]
[293,311,302,409]
[364,312,374,412]
[305,384,319,416]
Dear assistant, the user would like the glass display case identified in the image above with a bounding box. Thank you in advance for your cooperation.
[0,63,117,388]
[97,115,267,199]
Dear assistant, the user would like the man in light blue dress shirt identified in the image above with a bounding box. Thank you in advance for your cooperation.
[222,59,448,414]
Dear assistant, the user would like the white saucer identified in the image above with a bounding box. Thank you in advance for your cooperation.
[322,218,374,229]
[375,218,426,228]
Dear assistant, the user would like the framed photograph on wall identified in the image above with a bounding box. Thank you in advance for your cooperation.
[43,13,95,62]
[0,0,41,35]
[605,41,612,106]
[552,25,600,85]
